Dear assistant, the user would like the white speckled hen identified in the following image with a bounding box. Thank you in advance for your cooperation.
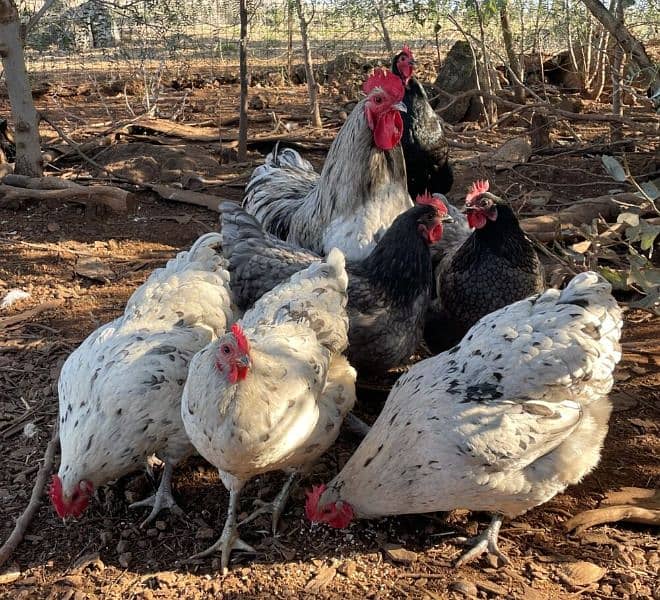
[181,248,356,572]
[220,193,451,374]
[306,272,622,566]
[243,69,412,261]
[51,233,235,526]
[425,180,544,353]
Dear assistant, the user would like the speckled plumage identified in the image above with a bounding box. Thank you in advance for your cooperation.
[57,233,236,501]
[182,248,356,486]
[220,201,436,374]
[427,203,544,353]
[318,272,622,521]
[242,95,412,261]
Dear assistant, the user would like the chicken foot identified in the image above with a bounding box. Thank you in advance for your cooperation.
[343,412,371,438]
[239,471,298,534]
[129,460,183,528]
[190,487,255,574]
[454,514,509,567]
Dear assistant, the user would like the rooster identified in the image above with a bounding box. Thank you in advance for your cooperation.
[51,233,235,526]
[392,45,453,198]
[220,193,451,375]
[425,180,544,353]
[306,271,622,566]
[181,249,356,572]
[243,68,412,261]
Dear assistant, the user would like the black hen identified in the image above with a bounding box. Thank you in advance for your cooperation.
[392,45,453,197]
[220,196,452,374]
[425,180,544,353]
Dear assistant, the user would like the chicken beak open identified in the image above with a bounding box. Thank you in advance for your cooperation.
[393,101,407,113]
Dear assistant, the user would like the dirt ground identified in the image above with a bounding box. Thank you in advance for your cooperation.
[0,65,659,600]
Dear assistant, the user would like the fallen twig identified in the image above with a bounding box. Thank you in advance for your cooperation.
[0,423,59,569]
[564,505,660,534]
[0,300,65,329]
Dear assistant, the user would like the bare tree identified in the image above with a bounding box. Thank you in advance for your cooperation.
[375,0,393,54]
[499,0,525,104]
[610,0,624,140]
[0,0,42,177]
[580,0,659,93]
[294,0,322,128]
[238,0,249,161]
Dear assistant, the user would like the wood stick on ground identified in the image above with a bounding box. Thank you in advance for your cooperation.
[0,182,135,212]
[0,299,65,329]
[0,423,59,569]
[564,505,660,534]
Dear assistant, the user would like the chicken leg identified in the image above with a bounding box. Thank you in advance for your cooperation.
[190,486,255,574]
[343,412,371,438]
[454,514,509,567]
[130,460,183,528]
[239,471,298,534]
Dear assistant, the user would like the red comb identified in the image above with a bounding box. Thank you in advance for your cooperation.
[50,474,65,517]
[363,68,404,102]
[465,180,490,204]
[231,323,250,354]
[416,191,448,214]
[401,44,414,58]
[305,484,327,521]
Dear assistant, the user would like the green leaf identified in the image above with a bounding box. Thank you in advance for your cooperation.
[599,267,629,291]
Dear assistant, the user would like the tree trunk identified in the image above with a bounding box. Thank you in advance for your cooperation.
[294,0,322,128]
[580,0,659,92]
[473,0,497,123]
[287,0,294,82]
[0,0,42,177]
[499,0,525,104]
[610,0,624,141]
[238,0,249,161]
[375,0,393,55]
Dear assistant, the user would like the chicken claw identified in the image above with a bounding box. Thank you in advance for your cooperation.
[343,413,371,438]
[239,471,298,534]
[454,514,509,568]
[129,461,183,527]
[190,488,255,574]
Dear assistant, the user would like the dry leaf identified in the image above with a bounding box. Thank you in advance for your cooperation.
[571,240,592,254]
[558,561,606,586]
[0,565,21,585]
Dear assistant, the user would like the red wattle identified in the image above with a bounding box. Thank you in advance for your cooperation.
[373,110,403,150]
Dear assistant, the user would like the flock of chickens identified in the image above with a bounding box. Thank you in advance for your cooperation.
[50,46,624,574]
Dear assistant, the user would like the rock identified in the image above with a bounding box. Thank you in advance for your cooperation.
[47,222,60,232]
[382,543,418,564]
[155,520,167,531]
[74,256,114,283]
[0,565,21,585]
[116,540,129,554]
[450,579,479,597]
[559,561,606,587]
[72,551,105,572]
[475,580,508,596]
[248,94,267,110]
[338,560,357,578]
[146,528,159,538]
[434,41,486,123]
[195,527,215,540]
[118,552,133,568]
[616,582,637,595]
[57,575,84,587]
[487,138,533,170]
[305,566,336,593]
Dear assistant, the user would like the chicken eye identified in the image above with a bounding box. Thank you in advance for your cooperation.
[221,345,231,354]
[375,96,382,104]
